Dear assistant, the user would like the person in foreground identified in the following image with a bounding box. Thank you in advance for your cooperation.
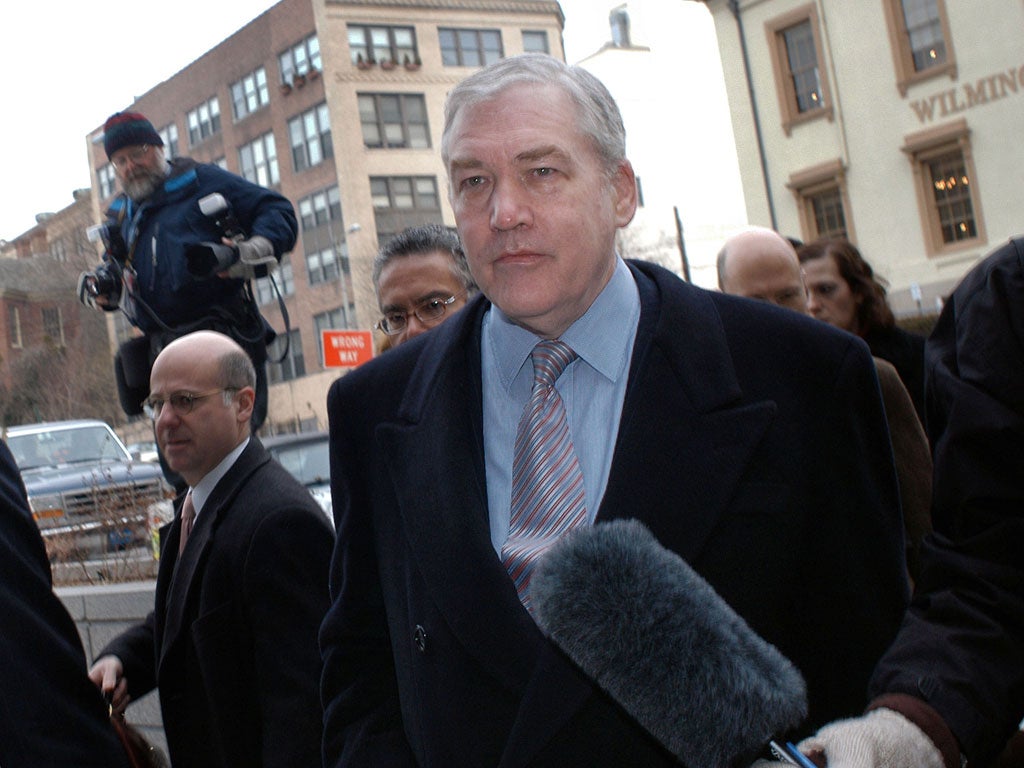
[767,236,1024,768]
[372,223,477,350]
[320,54,908,767]
[0,440,130,768]
[89,330,333,768]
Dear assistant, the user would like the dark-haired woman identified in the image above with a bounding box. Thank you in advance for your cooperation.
[798,238,926,422]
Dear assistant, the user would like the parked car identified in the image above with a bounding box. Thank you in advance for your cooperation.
[4,420,169,565]
[261,431,332,523]
[126,441,159,463]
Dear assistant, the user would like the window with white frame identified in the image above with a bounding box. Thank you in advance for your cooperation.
[49,238,68,262]
[348,24,417,66]
[315,307,354,360]
[8,306,22,348]
[299,185,351,288]
[439,28,503,67]
[41,307,65,347]
[187,97,221,145]
[158,123,180,160]
[358,93,430,149]
[98,164,117,199]
[306,246,340,285]
[231,67,270,120]
[370,176,442,244]
[288,103,333,172]
[238,132,280,186]
[298,186,343,231]
[279,35,322,84]
[255,255,294,305]
[522,30,550,54]
[267,329,305,383]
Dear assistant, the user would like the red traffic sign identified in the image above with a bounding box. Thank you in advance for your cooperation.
[322,329,374,368]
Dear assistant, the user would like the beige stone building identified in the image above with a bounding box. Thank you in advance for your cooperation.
[85,0,564,436]
[703,0,1024,314]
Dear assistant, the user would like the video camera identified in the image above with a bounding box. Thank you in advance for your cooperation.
[185,193,246,279]
[77,222,128,308]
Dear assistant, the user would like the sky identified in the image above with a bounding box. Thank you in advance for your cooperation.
[0,0,607,242]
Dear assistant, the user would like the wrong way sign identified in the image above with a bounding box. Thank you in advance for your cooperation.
[322,330,374,368]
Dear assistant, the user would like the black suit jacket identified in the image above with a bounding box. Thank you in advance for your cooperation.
[321,261,909,767]
[0,440,129,768]
[102,438,334,768]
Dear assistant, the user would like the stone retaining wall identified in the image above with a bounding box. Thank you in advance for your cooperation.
[56,580,168,756]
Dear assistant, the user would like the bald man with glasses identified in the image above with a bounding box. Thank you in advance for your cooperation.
[89,330,333,768]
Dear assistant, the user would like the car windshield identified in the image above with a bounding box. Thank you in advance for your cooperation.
[7,426,128,471]
[272,440,329,487]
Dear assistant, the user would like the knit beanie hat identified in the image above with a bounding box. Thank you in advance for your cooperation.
[103,112,164,159]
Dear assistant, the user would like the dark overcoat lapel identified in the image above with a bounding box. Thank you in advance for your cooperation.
[599,262,776,560]
[155,441,267,673]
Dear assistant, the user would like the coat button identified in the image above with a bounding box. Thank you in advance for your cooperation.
[413,624,427,653]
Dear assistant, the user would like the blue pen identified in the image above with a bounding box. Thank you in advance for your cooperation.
[769,740,818,768]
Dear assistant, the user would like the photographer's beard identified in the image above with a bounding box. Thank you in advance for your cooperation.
[121,166,166,203]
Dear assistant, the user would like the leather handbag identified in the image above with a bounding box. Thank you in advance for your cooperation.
[110,709,169,768]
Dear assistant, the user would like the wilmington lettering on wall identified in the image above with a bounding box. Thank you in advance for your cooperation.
[911,66,1024,123]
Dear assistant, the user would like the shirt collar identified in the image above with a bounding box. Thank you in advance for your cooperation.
[190,437,250,516]
[485,257,640,390]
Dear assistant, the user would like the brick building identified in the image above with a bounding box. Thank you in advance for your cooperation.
[85,0,564,435]
[0,190,121,427]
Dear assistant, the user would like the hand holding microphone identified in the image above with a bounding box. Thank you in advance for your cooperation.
[531,518,809,768]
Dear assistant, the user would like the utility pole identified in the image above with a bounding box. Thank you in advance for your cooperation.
[674,206,691,283]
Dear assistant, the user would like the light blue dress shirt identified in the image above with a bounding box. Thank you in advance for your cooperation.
[481,257,641,554]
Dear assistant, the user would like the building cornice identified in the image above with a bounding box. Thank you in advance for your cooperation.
[327,0,564,23]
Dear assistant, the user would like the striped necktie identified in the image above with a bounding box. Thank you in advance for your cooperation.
[502,340,587,609]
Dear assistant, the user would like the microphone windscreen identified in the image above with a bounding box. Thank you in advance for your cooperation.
[531,519,807,768]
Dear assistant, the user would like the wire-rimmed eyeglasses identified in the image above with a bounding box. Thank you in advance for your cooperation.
[111,144,153,170]
[375,293,464,336]
[143,388,237,420]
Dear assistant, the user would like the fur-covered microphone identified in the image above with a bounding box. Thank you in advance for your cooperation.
[531,519,808,768]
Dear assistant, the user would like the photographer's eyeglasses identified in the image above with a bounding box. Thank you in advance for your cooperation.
[143,388,237,420]
[111,145,152,170]
[375,293,464,336]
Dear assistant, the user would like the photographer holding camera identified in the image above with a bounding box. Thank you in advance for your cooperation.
[80,112,297,453]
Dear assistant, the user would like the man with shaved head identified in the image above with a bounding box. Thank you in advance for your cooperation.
[717,227,932,585]
[89,330,333,768]
[717,227,809,313]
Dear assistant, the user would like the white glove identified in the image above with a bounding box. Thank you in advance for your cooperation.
[224,235,277,279]
[797,708,944,768]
